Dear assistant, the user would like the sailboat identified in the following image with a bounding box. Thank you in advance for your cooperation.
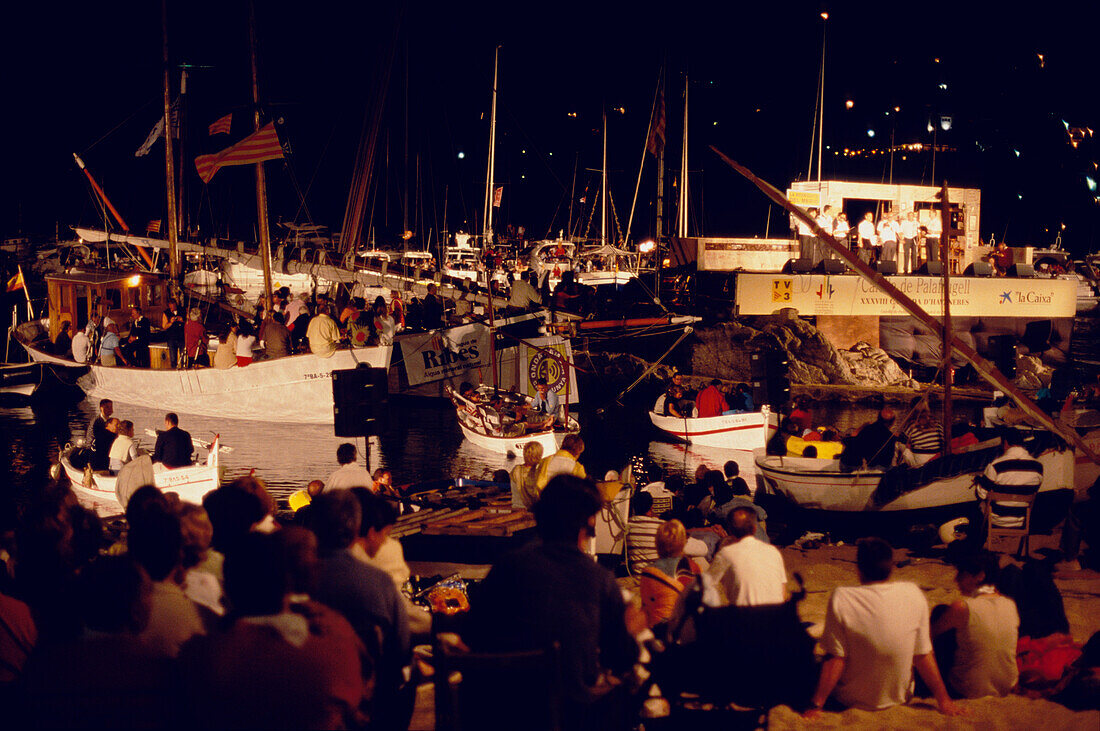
[17,3,392,424]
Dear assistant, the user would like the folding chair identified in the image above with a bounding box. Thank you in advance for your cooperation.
[983,487,1039,558]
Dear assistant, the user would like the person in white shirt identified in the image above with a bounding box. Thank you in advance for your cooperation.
[705,507,787,607]
[325,442,375,491]
[900,212,919,273]
[818,205,835,263]
[796,208,817,261]
[856,213,876,264]
[833,213,851,257]
[878,214,899,265]
[108,419,142,472]
[924,213,943,264]
[71,324,92,363]
[805,537,960,719]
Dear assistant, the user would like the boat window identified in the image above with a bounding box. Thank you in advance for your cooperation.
[105,287,122,310]
[75,286,89,329]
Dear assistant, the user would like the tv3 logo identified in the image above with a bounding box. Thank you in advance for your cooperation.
[771,279,792,302]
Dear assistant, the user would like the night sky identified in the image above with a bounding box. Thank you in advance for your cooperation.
[4,1,1100,254]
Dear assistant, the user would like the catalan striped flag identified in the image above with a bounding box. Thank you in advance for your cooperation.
[646,84,666,158]
[194,123,284,183]
[146,220,162,234]
[208,113,233,136]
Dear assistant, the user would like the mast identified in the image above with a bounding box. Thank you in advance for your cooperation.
[248,0,274,307]
[940,183,953,455]
[677,74,689,238]
[601,108,608,245]
[161,0,180,282]
[817,12,827,182]
[482,45,500,247]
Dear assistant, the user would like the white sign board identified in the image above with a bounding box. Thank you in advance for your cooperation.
[736,273,1076,319]
[400,323,492,386]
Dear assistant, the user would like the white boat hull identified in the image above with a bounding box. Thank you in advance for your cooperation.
[23,340,391,424]
[457,420,565,457]
[575,270,636,288]
[753,446,1075,513]
[649,410,778,450]
[60,451,218,509]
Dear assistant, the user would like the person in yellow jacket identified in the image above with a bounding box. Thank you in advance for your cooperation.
[534,434,586,495]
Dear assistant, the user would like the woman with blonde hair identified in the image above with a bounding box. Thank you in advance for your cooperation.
[509,441,545,509]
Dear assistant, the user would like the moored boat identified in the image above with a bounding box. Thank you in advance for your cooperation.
[447,384,579,457]
[0,362,44,397]
[58,437,220,511]
[649,407,778,450]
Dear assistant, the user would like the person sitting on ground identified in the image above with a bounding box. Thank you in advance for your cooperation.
[629,491,709,569]
[108,420,140,472]
[326,442,375,491]
[510,441,544,509]
[177,532,367,730]
[176,502,225,624]
[127,489,205,658]
[306,302,341,358]
[695,379,730,418]
[466,476,642,728]
[203,484,269,559]
[348,488,431,635]
[931,551,1019,698]
[153,412,193,468]
[900,408,945,467]
[21,555,174,728]
[805,537,961,718]
[309,491,412,729]
[705,507,786,607]
[535,433,586,490]
[289,479,325,513]
[709,479,768,542]
[639,519,702,630]
[723,460,748,494]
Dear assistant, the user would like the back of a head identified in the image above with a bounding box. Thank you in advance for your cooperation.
[726,506,757,540]
[523,440,544,467]
[350,486,397,535]
[336,442,357,465]
[177,503,214,570]
[878,407,896,425]
[723,460,739,479]
[631,490,653,517]
[279,526,319,595]
[713,480,735,506]
[1002,428,1026,448]
[533,475,601,543]
[955,550,1000,585]
[225,532,287,617]
[203,485,267,554]
[77,555,152,634]
[856,537,895,582]
[309,490,362,553]
[226,475,276,516]
[126,485,169,526]
[165,412,179,428]
[655,519,687,559]
[128,503,183,582]
[560,433,584,456]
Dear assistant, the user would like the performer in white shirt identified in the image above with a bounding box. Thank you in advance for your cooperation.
[834,212,851,251]
[900,212,919,273]
[818,205,835,263]
[924,213,943,264]
[878,214,899,265]
[797,208,818,262]
[856,213,876,264]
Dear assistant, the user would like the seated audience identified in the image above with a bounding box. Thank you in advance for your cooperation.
[639,520,701,629]
[806,537,960,717]
[705,507,785,606]
[510,441,544,509]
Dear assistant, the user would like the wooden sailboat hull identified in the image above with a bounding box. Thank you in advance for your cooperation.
[20,330,391,423]
[456,419,565,457]
[649,410,778,450]
[753,446,1075,514]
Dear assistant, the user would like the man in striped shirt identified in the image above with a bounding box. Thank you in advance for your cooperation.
[976,430,1043,529]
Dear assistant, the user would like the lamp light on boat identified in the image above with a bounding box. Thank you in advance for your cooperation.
[662,258,671,267]
[639,240,656,254]
[845,99,854,109]
[457,151,465,159]
[820,12,828,20]
[127,275,141,287]
[867,129,876,138]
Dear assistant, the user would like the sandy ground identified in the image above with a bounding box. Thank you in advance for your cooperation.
[407,544,1099,729]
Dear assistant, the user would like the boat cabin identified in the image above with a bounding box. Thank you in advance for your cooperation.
[46,270,169,341]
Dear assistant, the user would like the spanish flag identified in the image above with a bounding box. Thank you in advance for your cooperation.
[6,267,23,293]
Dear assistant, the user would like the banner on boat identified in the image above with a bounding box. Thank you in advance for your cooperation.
[400,323,492,386]
[736,273,1076,318]
[517,336,579,404]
